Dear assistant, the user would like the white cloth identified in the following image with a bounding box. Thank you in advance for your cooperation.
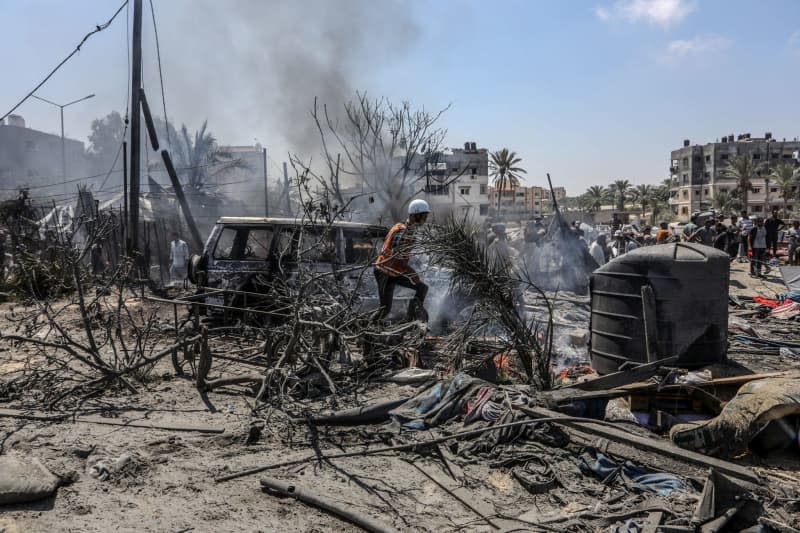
[590,241,607,267]
[170,239,189,266]
[738,217,754,236]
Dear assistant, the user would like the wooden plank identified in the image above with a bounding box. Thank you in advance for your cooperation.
[562,355,679,392]
[518,406,760,485]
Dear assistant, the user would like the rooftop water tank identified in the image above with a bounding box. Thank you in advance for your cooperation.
[589,243,728,374]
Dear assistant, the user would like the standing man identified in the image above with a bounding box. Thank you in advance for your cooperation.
[749,217,768,277]
[682,216,698,241]
[372,199,430,322]
[169,232,189,285]
[764,208,785,257]
[787,220,800,266]
[589,233,608,268]
[655,222,671,244]
[738,210,753,263]
[726,215,740,260]
[690,219,716,246]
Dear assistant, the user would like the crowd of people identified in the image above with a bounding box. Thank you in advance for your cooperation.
[584,208,800,277]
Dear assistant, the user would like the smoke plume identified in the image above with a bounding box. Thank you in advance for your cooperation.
[154,0,420,158]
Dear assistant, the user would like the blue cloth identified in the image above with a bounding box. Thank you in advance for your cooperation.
[778,291,800,303]
[579,450,684,496]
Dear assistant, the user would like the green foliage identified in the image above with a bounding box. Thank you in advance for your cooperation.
[490,149,527,216]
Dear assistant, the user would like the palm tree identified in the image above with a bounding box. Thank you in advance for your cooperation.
[722,154,758,210]
[647,185,671,225]
[770,162,798,215]
[489,149,526,215]
[630,184,653,218]
[608,179,631,211]
[174,120,242,191]
[712,190,741,215]
[584,185,607,212]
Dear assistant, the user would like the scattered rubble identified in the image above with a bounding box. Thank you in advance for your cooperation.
[0,209,799,532]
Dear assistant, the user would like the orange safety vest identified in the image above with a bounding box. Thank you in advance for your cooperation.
[375,222,416,278]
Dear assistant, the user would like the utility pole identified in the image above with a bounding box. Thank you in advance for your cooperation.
[129,0,143,254]
[264,148,269,217]
[283,162,290,215]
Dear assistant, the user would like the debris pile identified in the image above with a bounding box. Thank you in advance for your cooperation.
[0,211,798,532]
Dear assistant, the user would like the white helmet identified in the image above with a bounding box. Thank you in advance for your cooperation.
[408,199,430,215]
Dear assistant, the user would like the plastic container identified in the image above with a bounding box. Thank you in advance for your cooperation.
[589,243,729,374]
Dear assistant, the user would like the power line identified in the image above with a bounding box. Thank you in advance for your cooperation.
[148,0,170,147]
[0,1,129,122]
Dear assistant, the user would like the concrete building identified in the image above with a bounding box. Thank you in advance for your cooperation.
[0,115,89,195]
[669,133,800,219]
[418,142,490,221]
[489,184,567,217]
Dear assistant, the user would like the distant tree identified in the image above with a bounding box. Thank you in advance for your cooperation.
[647,185,671,225]
[608,179,631,211]
[770,162,798,214]
[630,184,653,218]
[584,185,606,212]
[722,154,759,209]
[86,111,126,173]
[490,149,526,216]
[712,189,741,215]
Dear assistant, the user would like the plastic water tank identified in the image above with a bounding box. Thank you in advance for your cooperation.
[589,243,729,374]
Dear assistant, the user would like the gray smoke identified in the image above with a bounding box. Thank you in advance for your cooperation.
[154,0,420,158]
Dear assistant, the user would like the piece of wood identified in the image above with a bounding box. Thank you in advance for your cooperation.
[260,476,398,533]
[547,370,792,404]
[518,406,760,485]
[562,355,679,392]
[0,408,224,434]
[642,511,663,533]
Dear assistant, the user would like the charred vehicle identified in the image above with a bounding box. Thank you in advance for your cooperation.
[187,217,387,319]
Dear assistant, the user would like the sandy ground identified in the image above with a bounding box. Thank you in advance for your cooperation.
[0,260,798,532]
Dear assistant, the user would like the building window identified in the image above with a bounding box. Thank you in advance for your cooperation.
[479,204,489,216]
[771,153,779,159]
[787,205,794,211]
[682,190,688,198]
[720,154,729,160]
[705,155,711,162]
[753,205,763,213]
[704,172,710,178]
[720,188,728,193]
[694,156,702,163]
[458,186,470,195]
[770,187,778,193]
[470,167,477,174]
[681,206,688,215]
[751,187,761,194]
[479,184,487,195]
[753,153,761,160]
[682,157,689,168]
[425,184,449,195]
[682,174,688,184]
[704,188,709,195]
[694,190,700,196]
[783,153,792,159]
[470,175,477,180]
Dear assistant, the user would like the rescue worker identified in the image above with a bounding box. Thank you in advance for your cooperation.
[372,199,430,322]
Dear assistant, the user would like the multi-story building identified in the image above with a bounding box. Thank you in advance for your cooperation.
[669,133,800,219]
[488,184,567,217]
[419,142,490,221]
[0,115,88,194]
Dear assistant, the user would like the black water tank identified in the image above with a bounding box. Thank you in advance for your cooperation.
[589,243,728,374]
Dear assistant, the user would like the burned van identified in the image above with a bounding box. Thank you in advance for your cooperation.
[188,217,387,314]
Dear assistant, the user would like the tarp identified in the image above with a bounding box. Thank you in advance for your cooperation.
[781,265,800,291]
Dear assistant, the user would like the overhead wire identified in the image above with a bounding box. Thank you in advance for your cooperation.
[0,0,129,122]
[148,0,170,146]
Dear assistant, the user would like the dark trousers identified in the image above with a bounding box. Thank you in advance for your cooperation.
[373,268,428,322]
[751,248,766,274]
[766,234,779,255]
